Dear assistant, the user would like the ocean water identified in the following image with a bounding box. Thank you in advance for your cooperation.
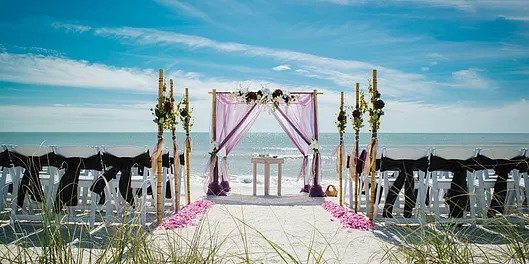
[1,132,528,183]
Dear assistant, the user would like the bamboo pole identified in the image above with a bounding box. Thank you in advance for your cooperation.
[339,92,344,206]
[369,69,378,220]
[354,83,360,213]
[156,69,164,224]
[170,79,179,212]
[185,87,191,205]
[210,89,217,186]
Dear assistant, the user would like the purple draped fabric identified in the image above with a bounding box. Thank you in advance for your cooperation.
[206,94,261,195]
[273,94,323,196]
[205,92,322,196]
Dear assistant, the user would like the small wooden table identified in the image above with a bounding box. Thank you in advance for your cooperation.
[251,156,284,196]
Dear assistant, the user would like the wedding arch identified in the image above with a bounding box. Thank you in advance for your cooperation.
[204,88,325,197]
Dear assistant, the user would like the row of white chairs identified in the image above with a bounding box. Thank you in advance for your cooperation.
[344,147,529,223]
[0,145,187,228]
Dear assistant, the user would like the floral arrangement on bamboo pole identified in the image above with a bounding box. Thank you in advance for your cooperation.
[336,105,347,135]
[151,84,178,131]
[352,92,367,133]
[231,86,297,106]
[176,96,194,133]
[365,84,384,132]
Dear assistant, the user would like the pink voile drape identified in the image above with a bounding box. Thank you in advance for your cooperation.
[206,92,322,196]
[272,94,318,193]
[206,94,261,195]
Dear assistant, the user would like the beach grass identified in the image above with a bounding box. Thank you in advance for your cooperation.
[381,215,529,264]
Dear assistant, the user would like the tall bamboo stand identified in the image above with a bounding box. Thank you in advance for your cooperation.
[210,89,217,187]
[338,92,344,206]
[354,83,360,213]
[185,87,192,205]
[369,69,378,220]
[156,69,164,224]
[170,79,180,212]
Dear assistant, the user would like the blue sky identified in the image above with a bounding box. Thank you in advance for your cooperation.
[0,0,528,132]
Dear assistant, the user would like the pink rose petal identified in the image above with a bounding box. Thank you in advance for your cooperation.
[322,201,373,231]
[161,199,214,229]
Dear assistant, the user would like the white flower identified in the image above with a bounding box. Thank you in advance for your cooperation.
[261,88,271,97]
[310,138,319,151]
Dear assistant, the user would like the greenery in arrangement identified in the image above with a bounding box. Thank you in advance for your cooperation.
[231,87,297,107]
[362,81,385,132]
[151,84,178,131]
[176,96,193,134]
[352,92,367,133]
[336,108,347,135]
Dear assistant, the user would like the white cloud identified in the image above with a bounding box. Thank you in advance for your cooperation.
[321,0,529,19]
[451,68,495,90]
[0,52,155,90]
[272,64,291,71]
[420,66,429,72]
[68,25,435,97]
[51,22,92,33]
[382,100,529,133]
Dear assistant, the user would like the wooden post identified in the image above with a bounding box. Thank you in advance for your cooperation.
[156,69,164,224]
[170,79,179,212]
[185,87,191,205]
[369,69,378,220]
[354,83,360,213]
[339,91,344,206]
[313,89,319,187]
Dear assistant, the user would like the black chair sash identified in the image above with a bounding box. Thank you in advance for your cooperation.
[9,151,61,208]
[472,154,527,217]
[428,155,476,218]
[54,153,103,211]
[381,156,429,218]
[90,151,150,207]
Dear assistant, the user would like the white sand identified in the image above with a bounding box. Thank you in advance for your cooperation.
[153,181,389,263]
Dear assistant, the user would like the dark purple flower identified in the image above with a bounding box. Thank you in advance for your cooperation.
[246,92,257,102]
[180,108,188,117]
[164,101,172,112]
[374,99,385,110]
[272,89,283,98]
[337,111,346,122]
[375,91,381,99]
[352,109,361,118]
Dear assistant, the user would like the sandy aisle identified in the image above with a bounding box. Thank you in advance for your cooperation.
[153,182,388,263]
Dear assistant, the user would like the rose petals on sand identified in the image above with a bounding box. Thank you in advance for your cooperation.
[322,201,373,231]
[161,200,214,229]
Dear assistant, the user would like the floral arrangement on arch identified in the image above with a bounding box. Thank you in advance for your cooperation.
[231,86,297,107]
[151,84,178,130]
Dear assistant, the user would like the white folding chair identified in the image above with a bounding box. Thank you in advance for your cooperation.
[9,145,58,222]
[429,147,478,221]
[360,148,382,216]
[376,147,430,221]
[475,147,525,216]
[54,146,106,228]
[0,145,13,212]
